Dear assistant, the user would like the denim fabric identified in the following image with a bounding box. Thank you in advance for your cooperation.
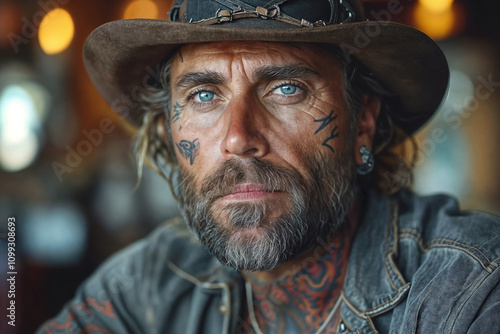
[37,190,500,334]
[340,190,500,334]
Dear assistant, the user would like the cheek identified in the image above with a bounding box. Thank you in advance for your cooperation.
[171,120,222,179]
[272,98,351,157]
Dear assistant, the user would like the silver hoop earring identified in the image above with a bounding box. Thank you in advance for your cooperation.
[357,145,374,175]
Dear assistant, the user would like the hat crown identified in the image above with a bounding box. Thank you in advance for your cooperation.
[169,0,366,27]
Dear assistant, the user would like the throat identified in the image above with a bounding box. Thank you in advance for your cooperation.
[242,233,352,333]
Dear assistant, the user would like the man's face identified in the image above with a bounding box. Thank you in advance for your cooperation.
[169,41,356,271]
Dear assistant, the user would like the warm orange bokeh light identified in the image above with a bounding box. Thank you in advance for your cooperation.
[123,0,159,19]
[414,3,456,40]
[38,9,75,55]
[419,0,454,13]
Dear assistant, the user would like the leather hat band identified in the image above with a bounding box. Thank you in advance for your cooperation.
[169,0,360,27]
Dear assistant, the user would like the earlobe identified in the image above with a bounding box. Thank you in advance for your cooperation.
[356,145,375,175]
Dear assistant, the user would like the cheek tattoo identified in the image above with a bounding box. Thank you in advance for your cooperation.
[176,138,200,165]
[172,102,184,123]
[321,126,339,153]
[314,110,338,134]
[172,102,184,132]
[314,110,339,153]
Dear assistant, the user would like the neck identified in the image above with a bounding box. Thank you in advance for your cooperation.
[242,197,361,333]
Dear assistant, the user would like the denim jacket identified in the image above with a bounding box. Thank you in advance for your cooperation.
[38,190,500,334]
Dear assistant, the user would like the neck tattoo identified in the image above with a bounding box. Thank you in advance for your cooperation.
[245,281,343,334]
[243,234,352,334]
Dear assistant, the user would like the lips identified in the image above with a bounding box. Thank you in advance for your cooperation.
[221,183,281,201]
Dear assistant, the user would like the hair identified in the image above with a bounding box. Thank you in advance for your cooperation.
[322,45,418,194]
[133,44,417,196]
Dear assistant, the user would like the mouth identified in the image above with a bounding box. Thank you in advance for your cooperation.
[220,183,282,201]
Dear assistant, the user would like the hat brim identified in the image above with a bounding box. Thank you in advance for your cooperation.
[83,19,449,133]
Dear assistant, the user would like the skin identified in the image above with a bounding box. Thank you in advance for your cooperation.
[166,41,380,333]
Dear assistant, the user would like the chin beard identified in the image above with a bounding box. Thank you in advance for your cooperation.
[176,153,355,272]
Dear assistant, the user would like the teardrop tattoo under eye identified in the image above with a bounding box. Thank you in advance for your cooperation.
[172,102,184,123]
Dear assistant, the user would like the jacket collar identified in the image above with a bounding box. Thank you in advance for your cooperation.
[340,190,410,333]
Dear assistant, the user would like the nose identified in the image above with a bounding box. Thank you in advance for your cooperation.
[220,95,270,159]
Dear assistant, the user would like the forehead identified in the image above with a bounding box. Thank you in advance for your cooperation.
[171,41,342,78]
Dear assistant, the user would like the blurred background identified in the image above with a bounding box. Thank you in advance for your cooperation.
[0,0,499,332]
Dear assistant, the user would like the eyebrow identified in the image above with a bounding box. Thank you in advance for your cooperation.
[255,65,320,82]
[175,65,320,90]
[176,71,226,89]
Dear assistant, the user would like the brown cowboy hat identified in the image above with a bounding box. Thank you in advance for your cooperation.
[83,0,449,134]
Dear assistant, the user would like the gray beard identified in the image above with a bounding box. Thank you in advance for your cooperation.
[176,152,355,272]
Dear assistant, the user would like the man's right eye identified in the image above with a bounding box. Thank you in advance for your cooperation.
[193,91,215,103]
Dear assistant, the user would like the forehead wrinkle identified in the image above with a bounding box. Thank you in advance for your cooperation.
[174,42,339,91]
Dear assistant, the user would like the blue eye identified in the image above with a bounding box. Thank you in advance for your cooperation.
[195,91,215,102]
[279,85,297,95]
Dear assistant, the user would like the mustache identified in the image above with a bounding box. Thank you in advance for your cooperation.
[181,157,308,204]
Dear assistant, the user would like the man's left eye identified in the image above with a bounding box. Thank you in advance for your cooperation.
[274,84,300,95]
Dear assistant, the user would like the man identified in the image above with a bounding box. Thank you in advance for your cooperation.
[38,0,500,333]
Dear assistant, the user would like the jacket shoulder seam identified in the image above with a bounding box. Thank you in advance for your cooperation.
[399,228,498,273]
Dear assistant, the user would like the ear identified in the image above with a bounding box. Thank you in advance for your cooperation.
[353,95,381,166]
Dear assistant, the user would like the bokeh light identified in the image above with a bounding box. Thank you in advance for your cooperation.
[123,0,159,19]
[413,2,457,40]
[414,130,469,197]
[21,204,87,265]
[38,8,75,55]
[0,84,43,172]
[414,70,474,198]
[419,0,454,13]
